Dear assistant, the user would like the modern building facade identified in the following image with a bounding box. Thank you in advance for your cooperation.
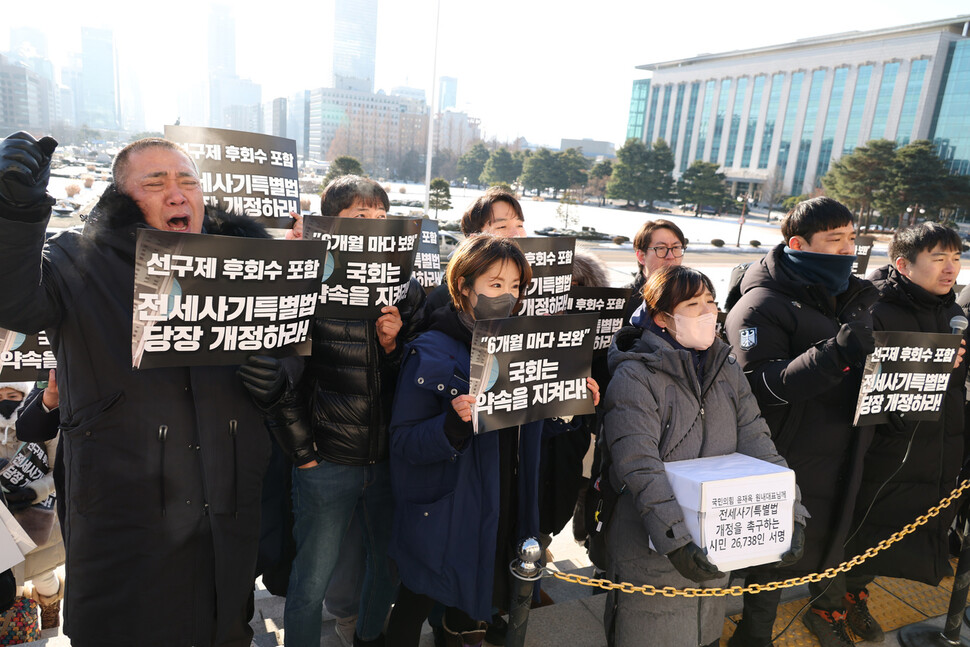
[79,27,119,131]
[560,138,615,158]
[439,76,458,111]
[628,15,970,199]
[333,0,378,93]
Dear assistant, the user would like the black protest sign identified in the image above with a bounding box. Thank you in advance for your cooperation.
[413,218,443,291]
[0,329,55,381]
[567,287,627,356]
[853,331,962,426]
[468,313,598,433]
[0,443,55,510]
[165,125,299,228]
[514,237,575,316]
[0,443,48,491]
[302,215,420,319]
[852,235,875,276]
[132,230,325,369]
[716,310,728,343]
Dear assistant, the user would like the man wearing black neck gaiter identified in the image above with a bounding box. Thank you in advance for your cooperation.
[725,197,878,647]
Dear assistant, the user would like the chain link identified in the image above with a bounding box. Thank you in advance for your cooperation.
[547,477,970,597]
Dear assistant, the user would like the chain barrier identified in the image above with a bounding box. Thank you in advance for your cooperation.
[547,477,970,598]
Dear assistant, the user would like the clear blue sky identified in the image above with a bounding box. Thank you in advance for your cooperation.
[4,0,969,148]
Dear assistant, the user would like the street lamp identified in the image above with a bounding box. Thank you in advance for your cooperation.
[735,194,748,248]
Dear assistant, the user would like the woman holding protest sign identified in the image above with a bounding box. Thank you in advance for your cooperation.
[384,235,599,647]
[0,378,63,631]
[601,265,807,647]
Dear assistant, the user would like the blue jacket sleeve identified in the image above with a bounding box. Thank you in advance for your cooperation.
[389,346,465,466]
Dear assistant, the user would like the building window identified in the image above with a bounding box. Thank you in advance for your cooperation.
[670,84,686,160]
[680,82,701,172]
[741,75,765,168]
[792,69,827,193]
[815,67,848,182]
[695,80,716,163]
[709,78,732,163]
[842,65,873,155]
[930,40,970,175]
[896,59,928,145]
[724,77,748,167]
[868,62,900,140]
[657,85,673,145]
[645,85,660,145]
[776,71,806,176]
[758,73,785,169]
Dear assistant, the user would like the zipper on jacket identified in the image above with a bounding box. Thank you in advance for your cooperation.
[158,425,168,517]
[229,419,239,519]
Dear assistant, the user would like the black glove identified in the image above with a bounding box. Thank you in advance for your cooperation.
[883,411,918,438]
[834,321,875,368]
[666,542,725,582]
[3,486,36,512]
[776,522,805,568]
[0,132,57,209]
[237,355,287,411]
[238,355,318,467]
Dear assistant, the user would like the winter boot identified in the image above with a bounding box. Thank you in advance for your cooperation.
[30,576,63,630]
[844,589,884,642]
[801,608,853,647]
[441,618,487,647]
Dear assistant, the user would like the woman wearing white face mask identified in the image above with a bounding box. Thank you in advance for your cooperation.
[600,266,807,647]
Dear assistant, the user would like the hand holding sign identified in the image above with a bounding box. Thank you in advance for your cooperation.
[587,377,600,406]
[376,306,402,354]
[286,211,304,240]
[42,369,57,410]
[452,394,476,423]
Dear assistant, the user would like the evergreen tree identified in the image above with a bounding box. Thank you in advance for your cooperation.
[323,156,365,185]
[606,138,650,206]
[481,148,518,185]
[456,142,490,186]
[521,148,557,196]
[822,139,896,231]
[587,160,612,207]
[676,161,728,215]
[644,139,675,208]
[429,178,452,217]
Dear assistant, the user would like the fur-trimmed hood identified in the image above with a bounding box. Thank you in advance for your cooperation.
[82,184,271,241]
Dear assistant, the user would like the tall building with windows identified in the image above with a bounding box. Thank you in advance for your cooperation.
[333,0,378,93]
[79,27,119,131]
[628,15,970,198]
[438,76,458,111]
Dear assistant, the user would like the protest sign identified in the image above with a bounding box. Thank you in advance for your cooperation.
[164,125,299,228]
[0,330,55,381]
[853,331,961,426]
[566,287,627,356]
[302,215,421,319]
[468,313,597,433]
[413,218,443,291]
[514,237,575,316]
[852,235,875,276]
[0,443,54,509]
[132,230,324,369]
[662,453,795,571]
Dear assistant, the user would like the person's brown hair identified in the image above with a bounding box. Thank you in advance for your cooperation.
[460,187,525,235]
[642,265,715,318]
[633,220,687,271]
[111,138,197,192]
[446,235,533,313]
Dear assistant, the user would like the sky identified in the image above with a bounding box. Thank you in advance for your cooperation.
[4,0,970,148]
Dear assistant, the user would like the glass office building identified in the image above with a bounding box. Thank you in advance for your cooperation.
[626,15,970,198]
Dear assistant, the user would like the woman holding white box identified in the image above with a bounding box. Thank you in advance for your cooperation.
[601,265,808,647]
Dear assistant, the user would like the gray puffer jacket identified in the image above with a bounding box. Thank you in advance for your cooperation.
[602,325,807,647]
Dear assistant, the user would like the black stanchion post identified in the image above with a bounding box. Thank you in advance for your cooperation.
[900,504,970,646]
[506,537,543,647]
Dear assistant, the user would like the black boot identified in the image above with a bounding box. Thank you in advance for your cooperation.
[353,633,386,647]
[441,619,487,647]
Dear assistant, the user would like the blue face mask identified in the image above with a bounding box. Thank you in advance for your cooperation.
[472,292,517,320]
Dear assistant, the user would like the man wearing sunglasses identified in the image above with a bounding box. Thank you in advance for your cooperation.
[622,219,688,324]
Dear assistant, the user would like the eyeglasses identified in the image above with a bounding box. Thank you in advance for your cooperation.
[648,245,686,259]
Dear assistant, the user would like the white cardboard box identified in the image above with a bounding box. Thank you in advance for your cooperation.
[663,453,795,571]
